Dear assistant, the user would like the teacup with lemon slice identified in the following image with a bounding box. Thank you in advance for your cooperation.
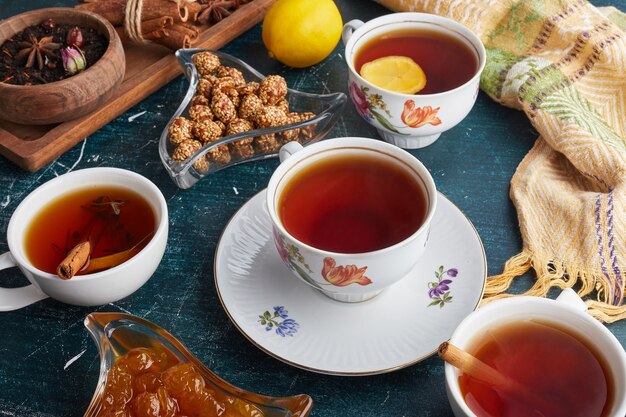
[343,13,486,149]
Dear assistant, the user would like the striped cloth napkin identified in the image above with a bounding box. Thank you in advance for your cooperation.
[374,0,626,322]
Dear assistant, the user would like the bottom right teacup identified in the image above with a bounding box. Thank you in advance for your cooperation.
[443,289,626,417]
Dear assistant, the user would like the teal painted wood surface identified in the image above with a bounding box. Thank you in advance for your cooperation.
[0,1,624,416]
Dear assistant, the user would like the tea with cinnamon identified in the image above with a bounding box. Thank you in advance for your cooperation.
[355,28,478,94]
[278,152,427,253]
[459,319,613,417]
[25,186,156,276]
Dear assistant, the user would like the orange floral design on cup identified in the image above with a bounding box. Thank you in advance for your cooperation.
[401,100,442,128]
[321,257,372,287]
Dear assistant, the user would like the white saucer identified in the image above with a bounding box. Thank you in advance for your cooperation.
[214,190,486,375]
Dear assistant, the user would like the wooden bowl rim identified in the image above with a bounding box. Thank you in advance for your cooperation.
[0,7,122,91]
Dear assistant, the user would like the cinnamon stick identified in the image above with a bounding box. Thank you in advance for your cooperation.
[82,233,152,274]
[57,241,91,280]
[142,0,187,23]
[438,342,518,389]
[156,29,191,49]
[143,29,169,41]
[438,342,559,415]
[168,23,199,42]
[141,16,174,34]
[75,2,127,26]
[186,1,203,22]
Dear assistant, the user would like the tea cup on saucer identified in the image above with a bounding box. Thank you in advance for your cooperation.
[0,168,168,310]
[342,13,486,149]
[266,137,437,303]
[443,289,626,417]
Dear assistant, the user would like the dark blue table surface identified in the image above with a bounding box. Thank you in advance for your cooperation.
[1,1,624,416]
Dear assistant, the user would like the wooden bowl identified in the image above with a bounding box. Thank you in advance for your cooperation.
[0,8,125,125]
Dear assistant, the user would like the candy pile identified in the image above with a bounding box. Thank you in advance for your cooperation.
[168,51,316,173]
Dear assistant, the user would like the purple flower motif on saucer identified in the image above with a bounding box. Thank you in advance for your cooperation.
[427,266,458,308]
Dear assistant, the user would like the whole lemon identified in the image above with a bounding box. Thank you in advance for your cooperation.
[262,0,342,68]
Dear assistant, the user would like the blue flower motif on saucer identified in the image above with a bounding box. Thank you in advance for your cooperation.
[258,306,299,337]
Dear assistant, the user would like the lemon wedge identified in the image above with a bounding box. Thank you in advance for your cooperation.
[360,56,427,94]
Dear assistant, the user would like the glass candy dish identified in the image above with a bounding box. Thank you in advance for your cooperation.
[83,312,314,417]
[159,49,347,189]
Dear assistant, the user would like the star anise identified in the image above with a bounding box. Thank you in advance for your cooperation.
[197,0,236,25]
[15,34,61,70]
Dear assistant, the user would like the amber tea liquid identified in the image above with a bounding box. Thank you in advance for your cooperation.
[25,186,156,275]
[278,151,427,253]
[355,28,478,94]
[459,319,614,417]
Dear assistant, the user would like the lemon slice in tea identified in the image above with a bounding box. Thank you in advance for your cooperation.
[360,56,426,94]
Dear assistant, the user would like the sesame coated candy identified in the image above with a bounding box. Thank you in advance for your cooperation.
[168,117,194,145]
[229,143,255,159]
[188,105,214,122]
[214,120,226,135]
[196,78,213,99]
[226,118,253,135]
[298,112,317,139]
[191,95,209,106]
[172,139,202,161]
[216,66,246,87]
[254,134,281,153]
[280,112,302,142]
[255,106,287,128]
[237,81,259,96]
[192,52,221,76]
[207,144,232,164]
[193,120,222,144]
[276,98,290,114]
[211,93,237,123]
[226,118,254,147]
[238,94,264,121]
[258,75,287,105]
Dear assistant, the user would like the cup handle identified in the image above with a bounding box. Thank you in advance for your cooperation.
[342,19,364,46]
[0,251,49,311]
[555,288,588,313]
[278,141,304,163]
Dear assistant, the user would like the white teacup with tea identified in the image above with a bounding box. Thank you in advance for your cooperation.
[266,137,437,302]
[342,13,486,149]
[442,289,626,417]
[0,168,168,310]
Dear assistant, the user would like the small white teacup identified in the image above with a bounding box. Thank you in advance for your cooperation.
[266,137,437,303]
[342,13,486,149]
[0,168,168,310]
[444,289,626,417]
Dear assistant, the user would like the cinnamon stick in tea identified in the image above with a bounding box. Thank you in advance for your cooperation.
[438,342,559,415]
[82,233,152,274]
[57,241,91,280]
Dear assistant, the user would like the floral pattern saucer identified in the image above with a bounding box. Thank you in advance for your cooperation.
[214,190,486,375]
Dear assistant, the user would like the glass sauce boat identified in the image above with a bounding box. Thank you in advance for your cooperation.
[83,312,313,417]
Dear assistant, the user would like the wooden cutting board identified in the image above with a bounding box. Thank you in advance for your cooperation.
[0,0,275,172]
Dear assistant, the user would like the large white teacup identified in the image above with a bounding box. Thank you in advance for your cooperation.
[343,13,486,149]
[444,289,626,417]
[266,137,437,303]
[0,168,168,310]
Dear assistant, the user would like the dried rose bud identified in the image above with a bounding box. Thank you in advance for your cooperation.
[62,47,86,75]
[41,18,56,30]
[67,27,84,48]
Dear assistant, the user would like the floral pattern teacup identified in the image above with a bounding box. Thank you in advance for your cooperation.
[342,13,486,149]
[266,138,437,303]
